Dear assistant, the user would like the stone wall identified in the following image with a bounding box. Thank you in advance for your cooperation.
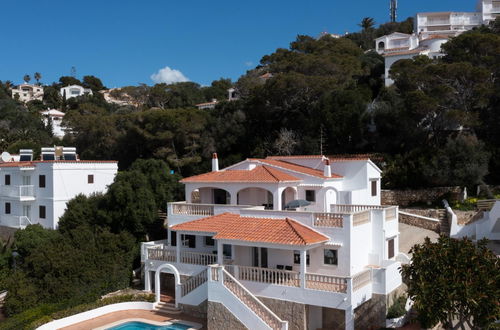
[399,212,440,233]
[258,296,306,330]
[382,187,461,207]
[354,294,386,330]
[179,300,207,319]
[321,307,345,330]
[207,301,246,330]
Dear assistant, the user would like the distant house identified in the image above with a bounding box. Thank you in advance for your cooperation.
[195,99,218,110]
[377,0,497,86]
[10,84,44,103]
[40,109,67,139]
[60,85,93,99]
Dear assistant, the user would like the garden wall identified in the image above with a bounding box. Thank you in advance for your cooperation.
[382,187,461,207]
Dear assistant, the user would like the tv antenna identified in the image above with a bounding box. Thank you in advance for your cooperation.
[70,66,77,78]
[390,0,398,23]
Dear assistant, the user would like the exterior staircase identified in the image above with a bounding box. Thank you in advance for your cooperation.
[155,302,182,315]
[158,210,168,227]
[210,266,288,330]
[438,209,450,236]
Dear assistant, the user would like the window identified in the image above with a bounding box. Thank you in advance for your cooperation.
[371,180,378,197]
[205,236,215,246]
[293,251,310,266]
[5,203,11,214]
[39,205,46,219]
[324,249,338,266]
[181,234,196,248]
[170,231,177,246]
[388,238,395,259]
[5,175,10,185]
[39,175,46,188]
[305,190,316,202]
[88,175,94,184]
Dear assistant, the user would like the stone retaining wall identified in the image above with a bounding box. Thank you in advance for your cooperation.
[207,301,246,330]
[382,187,461,207]
[354,294,386,330]
[399,212,440,233]
[258,296,306,330]
[179,300,207,319]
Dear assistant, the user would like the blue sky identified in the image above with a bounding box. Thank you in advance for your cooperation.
[1,0,475,87]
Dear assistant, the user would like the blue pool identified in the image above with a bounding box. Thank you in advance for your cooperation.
[107,321,192,330]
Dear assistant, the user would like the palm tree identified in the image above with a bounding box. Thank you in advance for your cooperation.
[34,72,42,85]
[23,74,31,84]
[359,17,376,31]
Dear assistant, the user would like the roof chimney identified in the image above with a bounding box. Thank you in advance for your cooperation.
[324,159,332,178]
[212,153,219,172]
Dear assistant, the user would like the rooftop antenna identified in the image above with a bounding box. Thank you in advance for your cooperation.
[390,0,398,23]
[70,66,77,78]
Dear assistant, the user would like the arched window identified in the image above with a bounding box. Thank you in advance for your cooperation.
[378,41,385,50]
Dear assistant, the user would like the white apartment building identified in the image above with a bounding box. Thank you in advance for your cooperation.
[60,85,93,99]
[0,148,117,229]
[141,154,405,329]
[10,83,44,103]
[40,109,67,139]
[377,0,496,86]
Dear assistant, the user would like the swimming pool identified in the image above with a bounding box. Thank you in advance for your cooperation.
[107,321,192,330]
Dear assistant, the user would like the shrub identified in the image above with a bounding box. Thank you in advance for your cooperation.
[387,295,407,319]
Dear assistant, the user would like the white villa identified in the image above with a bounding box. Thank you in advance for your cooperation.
[377,0,498,86]
[141,154,405,329]
[40,109,67,138]
[10,83,44,103]
[0,148,117,229]
[60,85,93,99]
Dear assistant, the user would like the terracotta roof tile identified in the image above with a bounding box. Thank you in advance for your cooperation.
[171,213,328,246]
[258,159,342,179]
[180,165,301,183]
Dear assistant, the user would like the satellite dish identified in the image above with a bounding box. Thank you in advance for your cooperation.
[1,152,11,163]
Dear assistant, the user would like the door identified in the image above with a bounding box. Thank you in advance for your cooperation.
[252,247,268,268]
[22,176,31,186]
[22,205,31,219]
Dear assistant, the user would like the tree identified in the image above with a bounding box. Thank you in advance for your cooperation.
[59,76,81,87]
[23,75,31,84]
[401,236,500,329]
[359,17,375,31]
[82,75,105,92]
[34,72,42,85]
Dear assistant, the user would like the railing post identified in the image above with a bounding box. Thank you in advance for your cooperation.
[234,265,240,280]
[176,232,181,263]
[217,240,224,265]
[300,250,307,288]
[217,265,224,283]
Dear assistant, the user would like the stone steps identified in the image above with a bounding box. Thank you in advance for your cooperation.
[438,209,450,236]
[155,302,182,315]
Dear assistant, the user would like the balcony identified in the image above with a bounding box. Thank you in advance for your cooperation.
[1,185,35,200]
[0,215,32,228]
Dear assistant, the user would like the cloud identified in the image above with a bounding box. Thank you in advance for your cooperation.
[244,61,254,67]
[150,66,189,84]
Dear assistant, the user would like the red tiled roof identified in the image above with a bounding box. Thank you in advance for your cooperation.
[256,158,340,179]
[0,160,117,167]
[171,213,328,246]
[180,165,301,183]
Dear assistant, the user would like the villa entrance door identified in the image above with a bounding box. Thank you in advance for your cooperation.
[159,273,175,303]
[252,247,268,268]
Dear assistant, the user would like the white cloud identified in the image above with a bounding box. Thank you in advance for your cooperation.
[150,66,189,84]
[244,61,254,67]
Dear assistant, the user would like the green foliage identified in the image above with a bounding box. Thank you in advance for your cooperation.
[401,236,500,328]
[0,294,154,330]
[59,76,81,86]
[386,294,407,319]
[82,75,105,92]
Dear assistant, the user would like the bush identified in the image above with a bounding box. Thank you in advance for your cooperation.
[0,293,155,330]
[387,295,407,319]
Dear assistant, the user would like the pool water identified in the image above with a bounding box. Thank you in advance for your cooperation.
[107,321,192,330]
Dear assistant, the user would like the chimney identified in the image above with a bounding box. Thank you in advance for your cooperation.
[212,153,219,172]
[324,159,332,178]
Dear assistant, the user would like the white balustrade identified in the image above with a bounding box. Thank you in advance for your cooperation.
[181,269,207,297]
[171,203,214,216]
[352,269,372,291]
[313,213,344,227]
[237,265,300,287]
[180,251,217,265]
[353,211,371,226]
[331,204,384,213]
[147,247,176,262]
[305,273,347,293]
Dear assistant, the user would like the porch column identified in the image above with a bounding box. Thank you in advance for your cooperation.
[144,268,151,291]
[176,232,181,263]
[345,307,354,330]
[300,249,307,288]
[217,240,224,265]
[273,187,283,211]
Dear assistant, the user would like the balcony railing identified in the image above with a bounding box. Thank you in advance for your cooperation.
[331,204,384,213]
[305,273,347,293]
[147,246,217,266]
[352,269,372,291]
[172,203,214,216]
[313,213,344,227]
[236,265,300,287]
[1,185,35,199]
[353,210,370,226]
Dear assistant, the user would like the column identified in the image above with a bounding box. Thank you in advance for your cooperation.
[345,307,354,330]
[300,249,307,288]
[176,231,181,263]
[273,188,282,211]
[144,268,151,291]
[217,240,224,265]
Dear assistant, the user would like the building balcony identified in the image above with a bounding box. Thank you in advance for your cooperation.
[0,215,32,228]
[1,185,36,200]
